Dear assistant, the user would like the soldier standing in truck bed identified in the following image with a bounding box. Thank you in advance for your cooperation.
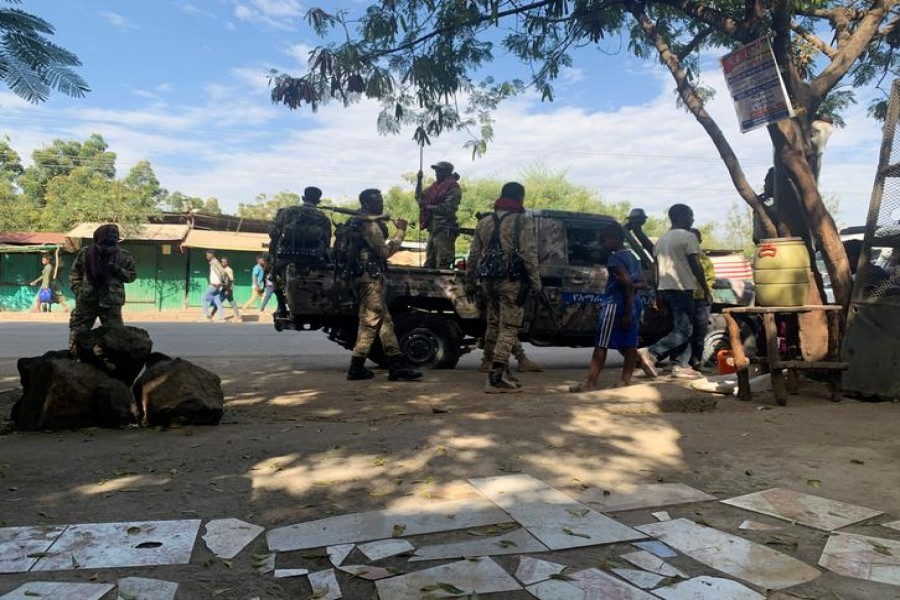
[418,161,461,269]
[344,188,423,382]
[466,182,542,393]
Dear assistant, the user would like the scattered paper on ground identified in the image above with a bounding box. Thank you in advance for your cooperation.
[0,525,66,573]
[357,538,414,561]
[374,557,521,599]
[651,511,672,522]
[620,549,686,578]
[274,568,309,578]
[267,498,511,552]
[637,518,820,590]
[514,556,568,585]
[611,567,666,588]
[253,552,275,575]
[818,532,900,586]
[651,575,765,599]
[721,487,883,531]
[31,520,201,571]
[338,564,395,580]
[882,520,900,533]
[327,544,354,567]
[117,577,178,600]
[201,518,264,559]
[468,474,644,550]
[633,540,677,558]
[738,520,781,531]
[0,582,114,600]
[527,567,657,600]
[410,527,546,562]
[308,568,341,600]
[580,483,716,513]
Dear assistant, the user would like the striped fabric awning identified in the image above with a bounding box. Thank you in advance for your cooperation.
[710,253,754,280]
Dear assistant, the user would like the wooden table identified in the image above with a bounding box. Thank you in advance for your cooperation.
[722,305,848,405]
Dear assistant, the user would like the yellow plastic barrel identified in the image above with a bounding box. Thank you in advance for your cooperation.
[753,237,810,306]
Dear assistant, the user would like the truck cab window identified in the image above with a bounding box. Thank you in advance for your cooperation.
[566,223,608,266]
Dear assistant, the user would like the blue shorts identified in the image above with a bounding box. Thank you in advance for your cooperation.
[595,301,639,350]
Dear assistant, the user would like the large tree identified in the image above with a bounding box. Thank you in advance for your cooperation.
[0,0,89,102]
[270,0,899,312]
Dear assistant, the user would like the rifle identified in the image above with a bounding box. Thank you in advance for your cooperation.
[320,205,415,229]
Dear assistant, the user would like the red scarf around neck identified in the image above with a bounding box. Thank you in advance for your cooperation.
[493,197,525,213]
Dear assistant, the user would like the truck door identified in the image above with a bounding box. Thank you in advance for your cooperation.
[525,216,612,344]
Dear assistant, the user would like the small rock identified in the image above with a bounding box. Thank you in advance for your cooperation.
[134,358,224,426]
[93,379,138,428]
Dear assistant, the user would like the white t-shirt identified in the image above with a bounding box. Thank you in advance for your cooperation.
[654,229,700,291]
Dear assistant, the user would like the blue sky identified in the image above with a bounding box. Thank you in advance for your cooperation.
[0,0,884,227]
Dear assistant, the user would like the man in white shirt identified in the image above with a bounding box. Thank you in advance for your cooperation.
[637,204,712,379]
[200,250,226,322]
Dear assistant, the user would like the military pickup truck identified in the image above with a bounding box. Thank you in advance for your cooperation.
[277,208,750,369]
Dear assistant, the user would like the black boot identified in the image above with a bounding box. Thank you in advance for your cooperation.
[347,356,375,381]
[486,362,523,394]
[388,354,423,381]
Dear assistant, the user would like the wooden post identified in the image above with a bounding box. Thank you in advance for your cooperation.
[763,313,788,405]
[724,312,752,402]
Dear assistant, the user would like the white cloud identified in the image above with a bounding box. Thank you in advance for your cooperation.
[232,0,304,30]
[0,61,880,228]
[97,11,140,32]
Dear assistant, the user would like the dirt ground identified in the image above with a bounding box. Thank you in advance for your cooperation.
[1,358,898,599]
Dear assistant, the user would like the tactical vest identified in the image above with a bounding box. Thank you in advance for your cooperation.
[276,205,330,265]
[476,212,525,281]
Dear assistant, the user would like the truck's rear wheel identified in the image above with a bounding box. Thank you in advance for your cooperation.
[395,313,461,370]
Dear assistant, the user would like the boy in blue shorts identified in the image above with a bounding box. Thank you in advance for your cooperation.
[570,224,642,392]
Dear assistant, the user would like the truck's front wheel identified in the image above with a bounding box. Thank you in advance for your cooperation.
[395,313,461,370]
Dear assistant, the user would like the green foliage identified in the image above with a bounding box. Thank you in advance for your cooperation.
[162,191,222,215]
[237,190,301,220]
[0,0,90,102]
[19,133,116,205]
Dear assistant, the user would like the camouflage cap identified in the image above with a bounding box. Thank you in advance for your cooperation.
[430,161,454,172]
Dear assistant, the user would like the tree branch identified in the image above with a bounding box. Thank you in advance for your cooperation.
[654,0,756,42]
[676,26,712,61]
[625,0,777,237]
[791,22,837,59]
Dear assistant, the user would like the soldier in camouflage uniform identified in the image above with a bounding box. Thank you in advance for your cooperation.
[347,189,423,382]
[466,182,542,393]
[479,310,544,373]
[418,161,461,269]
[68,224,137,352]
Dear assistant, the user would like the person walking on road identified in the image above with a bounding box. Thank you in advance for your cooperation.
[68,224,136,352]
[242,255,267,311]
[466,182,542,394]
[569,224,642,392]
[636,204,711,379]
[418,161,462,269]
[344,189,423,382]
[215,256,242,322]
[30,254,69,313]
[200,250,226,323]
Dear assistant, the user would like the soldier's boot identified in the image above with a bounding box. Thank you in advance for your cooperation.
[515,351,544,373]
[347,356,375,381]
[486,362,523,394]
[479,351,494,373]
[388,354,423,382]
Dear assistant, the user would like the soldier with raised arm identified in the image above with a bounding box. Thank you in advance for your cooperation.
[418,161,462,269]
[345,188,423,383]
[466,182,542,393]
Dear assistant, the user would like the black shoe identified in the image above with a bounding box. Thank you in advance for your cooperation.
[387,355,423,381]
[347,356,375,381]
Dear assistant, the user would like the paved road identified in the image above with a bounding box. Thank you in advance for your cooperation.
[0,323,603,370]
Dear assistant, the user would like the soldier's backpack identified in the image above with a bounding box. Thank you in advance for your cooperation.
[332,219,365,280]
[477,212,522,280]
[278,205,330,264]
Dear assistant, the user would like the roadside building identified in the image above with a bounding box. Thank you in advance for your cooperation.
[0,232,72,311]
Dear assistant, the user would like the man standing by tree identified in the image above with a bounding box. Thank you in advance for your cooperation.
[466,182,542,394]
[68,225,136,352]
[344,189,423,383]
[418,161,461,269]
[637,205,711,379]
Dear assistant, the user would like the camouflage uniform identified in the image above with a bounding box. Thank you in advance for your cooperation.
[466,210,542,366]
[270,202,332,318]
[421,179,461,269]
[351,219,406,359]
[68,226,137,351]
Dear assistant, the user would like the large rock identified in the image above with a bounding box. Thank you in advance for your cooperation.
[17,350,72,391]
[13,357,110,430]
[93,379,139,428]
[134,357,224,426]
[75,326,152,386]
